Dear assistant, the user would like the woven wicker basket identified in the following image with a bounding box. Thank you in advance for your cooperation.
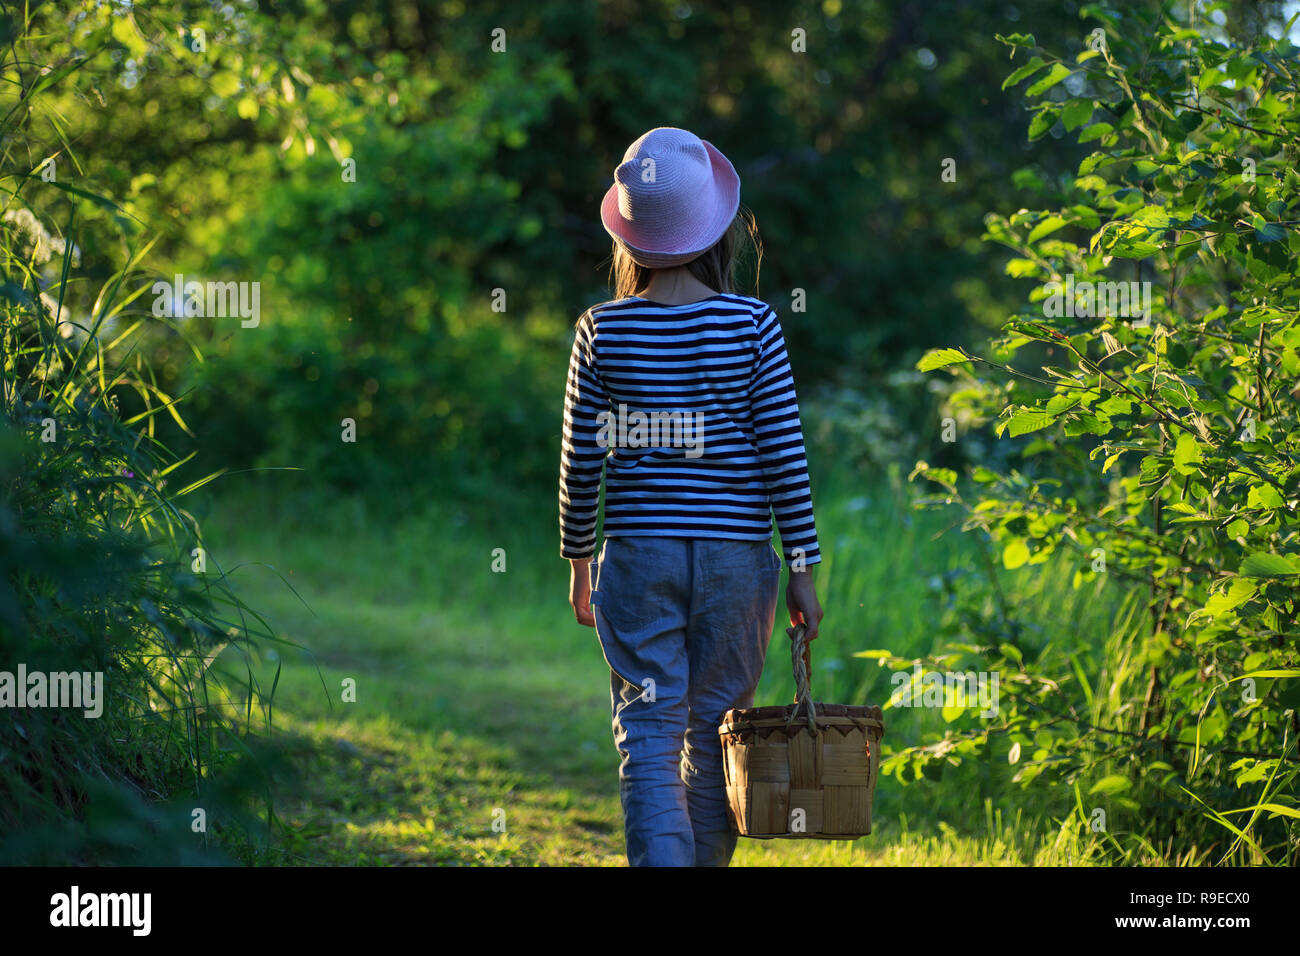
[718,623,884,839]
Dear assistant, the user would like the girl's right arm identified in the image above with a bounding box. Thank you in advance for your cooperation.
[559,311,608,620]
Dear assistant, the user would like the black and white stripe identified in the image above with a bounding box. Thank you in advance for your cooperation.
[558,292,820,565]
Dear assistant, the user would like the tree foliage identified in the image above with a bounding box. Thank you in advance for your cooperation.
[908,2,1299,863]
[0,2,288,863]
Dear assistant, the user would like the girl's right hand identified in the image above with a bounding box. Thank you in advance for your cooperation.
[786,568,823,640]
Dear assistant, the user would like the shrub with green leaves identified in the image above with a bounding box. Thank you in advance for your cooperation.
[0,6,285,863]
[904,4,1299,864]
[0,208,290,862]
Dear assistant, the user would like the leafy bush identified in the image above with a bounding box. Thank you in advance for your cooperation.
[0,11,284,863]
[182,72,575,495]
[904,4,1299,864]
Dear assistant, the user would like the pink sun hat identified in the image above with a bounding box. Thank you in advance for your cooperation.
[600,127,741,269]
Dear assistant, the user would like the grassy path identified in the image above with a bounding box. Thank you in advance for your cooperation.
[202,484,1088,866]
[206,493,627,864]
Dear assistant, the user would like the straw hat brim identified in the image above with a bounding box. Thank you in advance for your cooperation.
[599,138,740,269]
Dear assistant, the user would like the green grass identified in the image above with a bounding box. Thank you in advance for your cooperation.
[200,481,625,865]
[197,469,1113,866]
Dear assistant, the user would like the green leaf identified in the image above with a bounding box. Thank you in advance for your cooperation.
[995,32,1037,50]
[916,347,970,371]
[1096,394,1134,416]
[1002,56,1046,90]
[211,71,242,99]
[924,467,958,489]
[1078,152,1109,175]
[1008,408,1053,437]
[1027,215,1067,243]
[1247,484,1284,510]
[1239,553,1300,578]
[1254,220,1287,243]
[1078,122,1114,143]
[1044,393,1081,417]
[1201,578,1257,617]
[1061,98,1094,131]
[1172,433,1204,475]
[1002,538,1030,569]
[1234,760,1275,786]
[1107,222,1163,257]
[1025,63,1072,96]
[1132,205,1172,228]
[1028,107,1058,141]
[1068,204,1101,230]
[1089,775,1131,796]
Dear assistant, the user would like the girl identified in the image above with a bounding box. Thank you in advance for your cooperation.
[559,127,823,867]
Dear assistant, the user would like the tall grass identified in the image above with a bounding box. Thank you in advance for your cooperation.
[0,14,283,864]
[202,458,1181,865]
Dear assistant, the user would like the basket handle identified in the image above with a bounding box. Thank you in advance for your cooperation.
[785,622,817,733]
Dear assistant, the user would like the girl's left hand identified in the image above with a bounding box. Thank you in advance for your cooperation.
[569,559,595,627]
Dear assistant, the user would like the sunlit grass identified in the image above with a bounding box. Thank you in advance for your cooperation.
[202,473,1120,865]
[734,811,1105,866]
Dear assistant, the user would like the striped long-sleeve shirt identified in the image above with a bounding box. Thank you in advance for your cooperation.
[558,292,820,566]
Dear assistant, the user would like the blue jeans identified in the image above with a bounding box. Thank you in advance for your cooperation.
[590,536,782,866]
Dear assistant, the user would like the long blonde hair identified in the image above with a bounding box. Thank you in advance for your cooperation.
[610,205,763,300]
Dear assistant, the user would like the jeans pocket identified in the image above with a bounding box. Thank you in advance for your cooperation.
[595,539,669,631]
[767,543,783,574]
